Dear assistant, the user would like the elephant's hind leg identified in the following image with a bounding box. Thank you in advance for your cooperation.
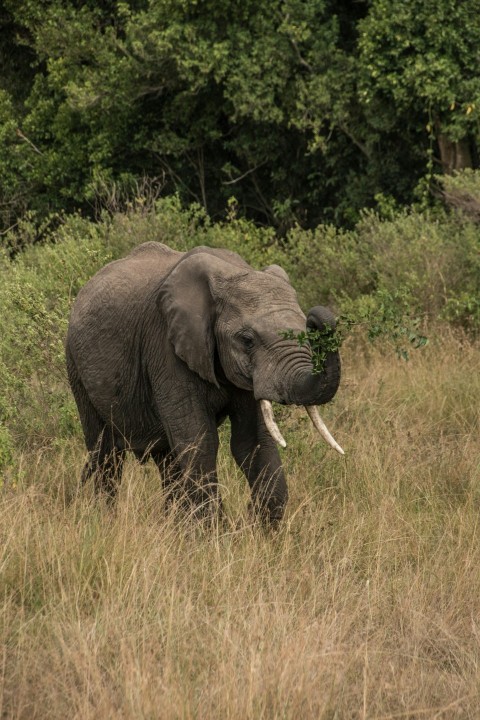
[67,349,125,500]
[82,428,126,501]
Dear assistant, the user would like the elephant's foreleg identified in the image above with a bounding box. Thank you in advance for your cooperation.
[160,412,224,521]
[176,443,224,520]
[150,449,187,511]
[229,392,288,526]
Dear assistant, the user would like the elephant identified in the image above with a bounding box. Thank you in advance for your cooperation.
[66,242,343,525]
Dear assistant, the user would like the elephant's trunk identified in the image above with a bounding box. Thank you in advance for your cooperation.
[286,350,341,406]
[286,306,341,406]
[260,305,344,454]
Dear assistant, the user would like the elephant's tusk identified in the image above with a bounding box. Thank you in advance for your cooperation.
[260,399,287,448]
[305,405,345,455]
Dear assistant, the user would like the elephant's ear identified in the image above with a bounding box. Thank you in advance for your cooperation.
[263,264,291,283]
[157,252,246,386]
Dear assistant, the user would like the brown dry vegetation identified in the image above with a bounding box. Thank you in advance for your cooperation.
[1,329,480,719]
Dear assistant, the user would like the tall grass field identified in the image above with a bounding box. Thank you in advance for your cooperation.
[1,201,480,717]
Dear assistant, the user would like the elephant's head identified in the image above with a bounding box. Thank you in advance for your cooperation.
[158,247,343,453]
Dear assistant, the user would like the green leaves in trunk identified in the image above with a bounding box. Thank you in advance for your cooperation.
[282,287,428,373]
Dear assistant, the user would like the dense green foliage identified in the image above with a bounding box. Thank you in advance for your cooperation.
[2,0,480,235]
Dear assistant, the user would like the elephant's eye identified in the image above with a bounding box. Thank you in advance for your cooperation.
[239,331,255,350]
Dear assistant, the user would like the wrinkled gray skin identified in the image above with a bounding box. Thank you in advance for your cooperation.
[66,242,341,524]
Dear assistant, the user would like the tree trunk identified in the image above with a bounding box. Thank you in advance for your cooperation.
[437,132,472,174]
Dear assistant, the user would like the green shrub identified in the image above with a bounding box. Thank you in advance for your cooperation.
[0,216,110,459]
[440,168,480,222]
[0,422,14,477]
[282,207,480,337]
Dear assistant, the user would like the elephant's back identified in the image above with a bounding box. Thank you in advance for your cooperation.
[70,242,182,323]
[66,242,183,415]
[85,241,181,289]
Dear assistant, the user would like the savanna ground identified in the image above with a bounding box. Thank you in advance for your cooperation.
[2,328,480,719]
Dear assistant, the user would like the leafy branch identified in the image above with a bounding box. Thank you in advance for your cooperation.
[282,288,428,373]
[349,288,429,360]
[281,326,343,375]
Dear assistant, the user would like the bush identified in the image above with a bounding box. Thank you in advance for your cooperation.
[440,168,480,222]
[0,215,110,458]
[283,207,480,341]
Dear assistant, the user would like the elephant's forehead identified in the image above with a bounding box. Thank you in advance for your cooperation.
[223,273,306,329]
[230,271,298,304]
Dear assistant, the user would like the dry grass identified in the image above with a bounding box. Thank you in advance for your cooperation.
[2,330,480,719]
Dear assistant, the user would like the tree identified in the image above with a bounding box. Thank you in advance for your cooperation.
[358,0,480,173]
[2,0,478,238]
[0,0,371,232]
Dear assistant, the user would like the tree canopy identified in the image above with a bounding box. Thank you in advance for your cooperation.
[1,0,479,236]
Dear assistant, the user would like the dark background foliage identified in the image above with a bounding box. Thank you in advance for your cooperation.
[1,0,479,236]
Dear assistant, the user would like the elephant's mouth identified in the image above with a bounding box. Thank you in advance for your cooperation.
[259,399,345,455]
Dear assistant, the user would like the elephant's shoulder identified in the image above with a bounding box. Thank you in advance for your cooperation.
[129,242,182,259]
[183,245,252,269]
